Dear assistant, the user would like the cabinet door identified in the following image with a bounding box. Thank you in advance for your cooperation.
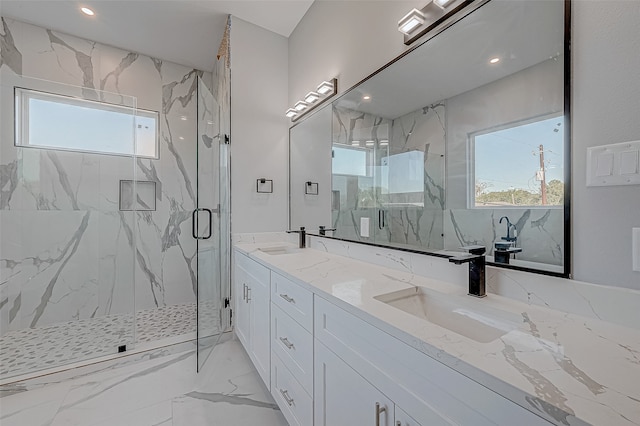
[249,269,271,387]
[315,341,393,426]
[234,263,250,350]
[395,406,424,426]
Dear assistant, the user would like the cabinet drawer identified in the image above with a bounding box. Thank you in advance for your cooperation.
[272,353,313,426]
[272,303,313,395]
[235,251,270,284]
[271,272,313,331]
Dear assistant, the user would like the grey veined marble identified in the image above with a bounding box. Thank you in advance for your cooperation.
[0,16,228,379]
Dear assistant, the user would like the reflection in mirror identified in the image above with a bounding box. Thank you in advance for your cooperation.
[290,0,569,276]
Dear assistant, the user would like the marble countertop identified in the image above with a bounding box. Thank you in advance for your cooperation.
[234,241,640,426]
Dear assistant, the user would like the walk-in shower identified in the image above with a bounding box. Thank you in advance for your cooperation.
[0,17,231,382]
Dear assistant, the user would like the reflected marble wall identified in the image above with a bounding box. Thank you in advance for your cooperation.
[0,17,216,337]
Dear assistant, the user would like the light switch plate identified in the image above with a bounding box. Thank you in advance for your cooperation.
[587,140,640,186]
[633,228,640,272]
[360,217,370,238]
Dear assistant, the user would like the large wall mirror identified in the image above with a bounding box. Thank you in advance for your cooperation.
[290,0,570,277]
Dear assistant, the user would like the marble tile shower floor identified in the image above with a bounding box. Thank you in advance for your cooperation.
[0,303,220,381]
[0,338,286,426]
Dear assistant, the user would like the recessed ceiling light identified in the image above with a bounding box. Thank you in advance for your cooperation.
[180,116,187,121]
[363,95,371,100]
[80,7,95,16]
[489,57,500,64]
[179,136,184,140]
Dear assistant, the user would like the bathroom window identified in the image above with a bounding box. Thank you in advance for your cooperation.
[470,115,564,208]
[15,87,159,158]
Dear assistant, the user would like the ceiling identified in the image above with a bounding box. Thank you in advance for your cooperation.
[0,0,315,71]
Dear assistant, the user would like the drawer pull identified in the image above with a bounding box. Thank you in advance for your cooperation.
[246,287,251,302]
[375,402,387,426]
[279,336,295,350]
[279,388,294,406]
[279,293,295,304]
[243,283,247,301]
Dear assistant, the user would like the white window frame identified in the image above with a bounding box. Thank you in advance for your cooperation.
[14,87,159,159]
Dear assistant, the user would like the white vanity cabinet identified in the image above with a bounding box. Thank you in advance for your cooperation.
[270,271,314,426]
[233,249,553,426]
[234,252,271,387]
[314,340,394,426]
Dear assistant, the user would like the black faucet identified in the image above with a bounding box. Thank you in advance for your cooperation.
[318,226,336,236]
[499,216,517,242]
[448,245,486,298]
[286,226,306,248]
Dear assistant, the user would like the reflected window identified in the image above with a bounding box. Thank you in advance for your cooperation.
[332,145,370,176]
[15,88,159,158]
[471,116,564,208]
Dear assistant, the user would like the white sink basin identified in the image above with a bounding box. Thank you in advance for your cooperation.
[375,287,519,343]
[258,246,303,256]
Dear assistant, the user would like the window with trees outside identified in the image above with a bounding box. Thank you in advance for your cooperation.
[471,116,564,208]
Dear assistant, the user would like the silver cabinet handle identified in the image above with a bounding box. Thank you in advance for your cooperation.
[279,337,294,349]
[375,402,387,426]
[279,293,295,303]
[279,388,294,406]
[242,283,247,301]
[246,287,251,302]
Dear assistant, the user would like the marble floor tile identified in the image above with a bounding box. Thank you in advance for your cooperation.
[0,302,221,381]
[0,338,287,426]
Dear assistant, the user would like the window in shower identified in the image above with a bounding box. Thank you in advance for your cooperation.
[15,87,159,158]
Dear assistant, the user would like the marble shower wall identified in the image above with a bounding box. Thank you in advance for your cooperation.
[331,103,445,250]
[0,17,214,336]
[385,103,445,250]
[331,105,391,242]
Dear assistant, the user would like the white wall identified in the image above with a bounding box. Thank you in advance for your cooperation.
[288,0,423,106]
[288,1,640,289]
[231,17,289,233]
[571,1,640,288]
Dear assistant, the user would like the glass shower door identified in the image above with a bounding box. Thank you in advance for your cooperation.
[195,77,229,370]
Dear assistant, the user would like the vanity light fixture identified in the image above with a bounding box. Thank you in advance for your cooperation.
[304,92,320,103]
[316,80,335,95]
[398,9,425,36]
[398,0,488,45]
[287,78,338,122]
[351,140,361,147]
[294,101,308,111]
[489,57,500,64]
[379,140,389,147]
[365,140,375,147]
[433,0,455,9]
[80,6,95,16]
[285,108,298,118]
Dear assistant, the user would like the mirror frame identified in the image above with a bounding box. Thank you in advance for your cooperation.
[289,0,572,279]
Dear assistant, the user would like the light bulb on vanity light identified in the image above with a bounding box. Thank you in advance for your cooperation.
[316,80,334,95]
[433,0,455,9]
[285,108,298,118]
[398,8,425,36]
[294,101,308,111]
[379,140,389,147]
[351,140,361,147]
[304,92,320,103]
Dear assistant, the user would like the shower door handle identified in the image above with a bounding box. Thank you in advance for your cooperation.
[192,208,213,240]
